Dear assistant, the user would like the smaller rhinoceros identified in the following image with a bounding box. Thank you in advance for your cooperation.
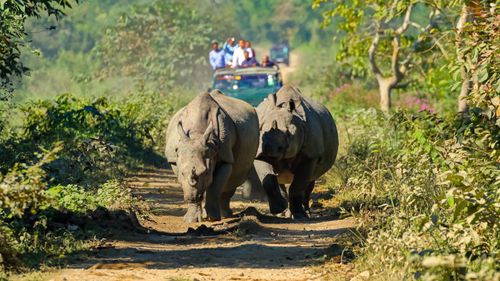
[255,85,339,219]
[165,90,259,223]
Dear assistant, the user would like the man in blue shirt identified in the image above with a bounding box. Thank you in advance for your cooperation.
[240,50,259,68]
[209,41,225,70]
[223,37,236,67]
[261,55,275,68]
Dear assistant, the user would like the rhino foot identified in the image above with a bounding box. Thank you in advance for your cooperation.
[184,203,203,223]
[269,198,288,214]
[291,212,309,220]
[205,204,222,222]
[221,208,234,218]
[291,209,309,220]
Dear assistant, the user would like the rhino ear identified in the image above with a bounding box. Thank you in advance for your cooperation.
[290,99,306,121]
[267,93,277,106]
[177,121,189,141]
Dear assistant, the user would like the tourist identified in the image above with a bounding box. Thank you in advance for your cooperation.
[209,41,225,70]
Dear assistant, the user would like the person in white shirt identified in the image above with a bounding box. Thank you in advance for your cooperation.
[245,41,255,58]
[232,39,246,68]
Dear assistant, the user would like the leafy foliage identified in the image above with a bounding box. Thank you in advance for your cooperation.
[326,108,499,280]
[0,146,60,218]
[231,0,337,46]
[0,0,78,98]
[454,6,499,120]
[312,0,467,111]
[94,0,236,90]
[0,90,188,271]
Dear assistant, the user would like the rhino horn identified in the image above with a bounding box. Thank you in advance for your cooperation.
[272,120,278,130]
[177,121,190,141]
[286,99,298,112]
[283,98,306,121]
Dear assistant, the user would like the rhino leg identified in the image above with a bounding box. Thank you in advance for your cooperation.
[265,175,288,214]
[302,181,315,216]
[220,189,236,218]
[184,202,203,223]
[241,164,267,201]
[254,160,287,214]
[205,163,232,221]
[289,159,316,220]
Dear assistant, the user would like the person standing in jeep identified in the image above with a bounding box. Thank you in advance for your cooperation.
[232,39,247,68]
[209,41,225,70]
[223,37,236,67]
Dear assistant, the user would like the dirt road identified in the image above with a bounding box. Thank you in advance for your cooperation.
[254,46,300,83]
[42,168,355,281]
[280,52,300,83]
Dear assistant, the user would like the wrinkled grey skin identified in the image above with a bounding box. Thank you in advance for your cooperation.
[165,90,259,223]
[255,85,339,219]
[240,164,267,201]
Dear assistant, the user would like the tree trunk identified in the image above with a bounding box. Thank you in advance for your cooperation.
[458,68,471,112]
[379,79,393,113]
[455,3,477,113]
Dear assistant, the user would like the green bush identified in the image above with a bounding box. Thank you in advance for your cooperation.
[0,90,187,272]
[327,109,499,280]
[46,180,133,214]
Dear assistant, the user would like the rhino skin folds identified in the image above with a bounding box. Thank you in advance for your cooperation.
[255,85,339,219]
[165,90,259,223]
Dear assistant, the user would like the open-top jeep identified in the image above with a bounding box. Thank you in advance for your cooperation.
[211,67,283,107]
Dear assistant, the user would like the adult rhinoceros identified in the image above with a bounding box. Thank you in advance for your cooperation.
[165,90,259,223]
[255,85,339,219]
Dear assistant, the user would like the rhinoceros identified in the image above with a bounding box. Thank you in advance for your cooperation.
[165,90,259,223]
[255,85,339,219]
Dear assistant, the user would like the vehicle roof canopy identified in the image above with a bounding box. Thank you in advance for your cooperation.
[214,67,280,76]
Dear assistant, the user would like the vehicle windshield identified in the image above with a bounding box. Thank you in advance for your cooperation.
[213,75,234,91]
[234,74,277,90]
[271,47,288,57]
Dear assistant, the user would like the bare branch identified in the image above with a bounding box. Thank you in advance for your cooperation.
[369,28,383,80]
[400,55,411,75]
[384,0,399,24]
[395,3,413,35]
[410,9,449,58]
[391,36,404,83]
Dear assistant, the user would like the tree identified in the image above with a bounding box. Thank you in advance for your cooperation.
[230,0,336,46]
[0,0,78,99]
[94,0,237,90]
[454,1,498,113]
[313,0,462,112]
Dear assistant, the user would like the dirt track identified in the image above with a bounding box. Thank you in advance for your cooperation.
[29,52,355,281]
[40,168,355,281]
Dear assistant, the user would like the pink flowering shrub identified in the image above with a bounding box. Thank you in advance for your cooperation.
[397,95,435,113]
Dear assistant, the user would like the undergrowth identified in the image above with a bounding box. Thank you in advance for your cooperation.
[0,90,189,274]
[325,108,499,280]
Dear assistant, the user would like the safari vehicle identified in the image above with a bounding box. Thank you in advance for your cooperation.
[211,67,283,107]
[270,44,289,66]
